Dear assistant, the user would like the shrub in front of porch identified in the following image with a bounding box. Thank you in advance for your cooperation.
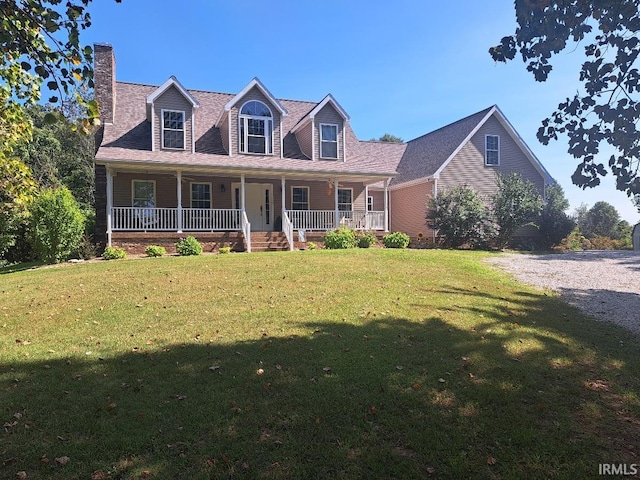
[324,228,357,249]
[382,231,410,249]
[356,231,378,248]
[176,236,203,256]
[102,246,126,260]
[145,245,166,257]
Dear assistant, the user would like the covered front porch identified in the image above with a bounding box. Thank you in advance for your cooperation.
[101,165,390,252]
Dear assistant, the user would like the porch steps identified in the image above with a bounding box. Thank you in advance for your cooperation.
[250,232,290,252]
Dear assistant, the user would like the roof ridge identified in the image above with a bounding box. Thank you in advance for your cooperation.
[407,105,494,143]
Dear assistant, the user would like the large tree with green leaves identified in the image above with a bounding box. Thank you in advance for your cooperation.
[0,0,117,139]
[490,1,640,197]
[538,182,575,249]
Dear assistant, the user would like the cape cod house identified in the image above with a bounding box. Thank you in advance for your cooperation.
[93,43,553,252]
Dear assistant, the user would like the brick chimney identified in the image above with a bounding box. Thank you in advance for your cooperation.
[94,43,116,124]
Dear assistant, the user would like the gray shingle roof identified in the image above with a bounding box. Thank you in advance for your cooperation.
[389,106,494,186]
[96,82,402,179]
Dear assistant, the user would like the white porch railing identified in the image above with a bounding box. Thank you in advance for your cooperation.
[241,210,251,253]
[111,207,243,232]
[288,210,385,231]
[182,208,241,231]
[282,210,294,251]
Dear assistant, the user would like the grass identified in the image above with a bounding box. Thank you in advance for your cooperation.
[1,249,639,479]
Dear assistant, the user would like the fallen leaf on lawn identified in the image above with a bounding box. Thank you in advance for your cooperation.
[91,471,107,480]
[40,455,49,464]
[141,470,151,477]
[256,368,264,375]
[242,462,249,469]
[412,382,422,391]
[55,456,70,466]
[438,378,446,383]
[487,455,497,465]
[221,454,231,464]
[396,365,404,370]
[209,365,220,371]
[16,472,27,479]
[107,402,117,410]
[426,466,436,474]
[461,356,469,361]
[322,367,331,372]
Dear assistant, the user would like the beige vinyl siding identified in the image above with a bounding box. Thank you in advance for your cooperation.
[438,115,546,198]
[390,180,435,237]
[230,86,282,157]
[368,190,385,211]
[153,85,194,152]
[219,113,229,154]
[283,181,365,210]
[113,173,177,207]
[295,123,313,159]
[314,104,344,161]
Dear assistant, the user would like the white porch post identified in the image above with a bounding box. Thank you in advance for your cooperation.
[241,174,246,212]
[334,179,339,228]
[106,168,113,247]
[384,179,389,232]
[281,176,286,214]
[176,170,183,233]
[365,184,370,230]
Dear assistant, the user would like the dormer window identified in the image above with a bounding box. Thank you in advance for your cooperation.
[162,110,185,149]
[320,123,338,159]
[239,100,273,155]
[485,135,500,166]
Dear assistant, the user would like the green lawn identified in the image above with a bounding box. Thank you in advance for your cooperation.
[1,249,638,479]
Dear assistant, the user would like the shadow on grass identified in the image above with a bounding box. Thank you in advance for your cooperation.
[0,261,44,275]
[2,294,640,480]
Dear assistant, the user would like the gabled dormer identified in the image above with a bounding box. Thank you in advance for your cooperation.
[146,76,199,152]
[291,94,350,162]
[216,77,288,158]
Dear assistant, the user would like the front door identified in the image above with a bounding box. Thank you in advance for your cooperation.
[234,183,273,231]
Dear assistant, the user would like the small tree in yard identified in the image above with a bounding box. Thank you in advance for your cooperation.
[492,172,543,249]
[428,185,497,248]
[538,183,575,249]
[29,186,85,263]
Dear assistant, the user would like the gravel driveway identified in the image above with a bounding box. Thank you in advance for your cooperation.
[486,251,640,335]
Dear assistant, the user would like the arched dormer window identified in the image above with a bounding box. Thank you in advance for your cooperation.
[239,100,273,155]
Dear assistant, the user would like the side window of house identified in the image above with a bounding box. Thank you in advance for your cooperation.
[485,135,499,166]
[191,183,211,209]
[162,110,185,149]
[337,188,352,211]
[367,195,373,212]
[132,180,155,208]
[239,100,273,155]
[320,124,338,159]
[292,187,309,210]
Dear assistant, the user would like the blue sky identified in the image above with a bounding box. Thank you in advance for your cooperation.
[82,0,639,224]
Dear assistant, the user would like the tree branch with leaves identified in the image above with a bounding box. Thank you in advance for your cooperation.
[490,0,640,197]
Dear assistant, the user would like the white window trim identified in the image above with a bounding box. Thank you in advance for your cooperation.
[132,179,156,207]
[320,123,339,159]
[367,195,374,212]
[291,186,310,210]
[238,100,274,155]
[161,109,186,150]
[190,182,212,209]
[485,134,500,166]
[337,187,353,211]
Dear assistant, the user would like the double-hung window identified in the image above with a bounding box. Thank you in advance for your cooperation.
[162,110,185,149]
[367,195,374,212]
[337,188,352,212]
[320,123,338,159]
[239,100,273,154]
[485,135,500,166]
[133,180,155,208]
[291,187,309,210]
[191,183,211,209]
